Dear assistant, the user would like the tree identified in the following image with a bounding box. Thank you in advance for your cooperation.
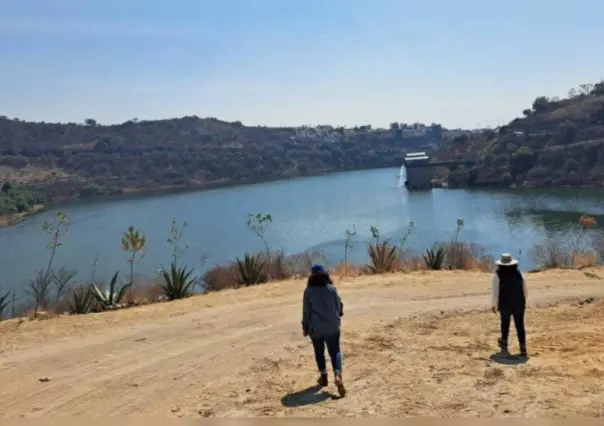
[1,181,11,195]
[555,120,579,145]
[121,226,147,303]
[522,109,532,117]
[84,118,97,127]
[591,81,604,96]
[532,96,550,113]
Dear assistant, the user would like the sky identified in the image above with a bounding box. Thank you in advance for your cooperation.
[1,0,603,130]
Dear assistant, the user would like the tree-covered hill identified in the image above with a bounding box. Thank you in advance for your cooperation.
[436,80,604,188]
[0,116,448,213]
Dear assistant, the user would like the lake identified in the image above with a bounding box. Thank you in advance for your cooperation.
[2,167,604,295]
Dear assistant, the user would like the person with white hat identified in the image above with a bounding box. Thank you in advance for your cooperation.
[491,253,528,357]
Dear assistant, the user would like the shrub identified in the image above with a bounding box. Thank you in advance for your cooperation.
[236,253,268,286]
[442,241,493,271]
[68,285,94,315]
[366,240,399,274]
[530,239,573,269]
[160,263,197,300]
[91,272,132,309]
[285,250,327,277]
[264,251,292,281]
[399,248,424,271]
[202,263,240,292]
[590,232,604,264]
[0,289,10,319]
[424,244,446,270]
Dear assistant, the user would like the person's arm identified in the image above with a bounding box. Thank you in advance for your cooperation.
[302,289,311,335]
[491,275,499,311]
[521,273,528,301]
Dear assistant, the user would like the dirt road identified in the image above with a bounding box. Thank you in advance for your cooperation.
[1,268,603,417]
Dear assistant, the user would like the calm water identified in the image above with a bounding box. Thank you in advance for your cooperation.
[2,167,604,295]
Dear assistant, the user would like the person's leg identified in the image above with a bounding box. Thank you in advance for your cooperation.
[499,309,512,353]
[325,332,343,374]
[512,305,527,356]
[310,337,328,386]
[325,332,346,396]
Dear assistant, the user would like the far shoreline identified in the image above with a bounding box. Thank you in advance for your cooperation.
[2,165,403,227]
[2,164,604,229]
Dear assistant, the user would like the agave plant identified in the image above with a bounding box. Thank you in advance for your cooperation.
[68,286,94,315]
[424,244,446,270]
[91,271,132,309]
[236,253,268,286]
[0,289,10,319]
[366,240,399,274]
[160,263,197,300]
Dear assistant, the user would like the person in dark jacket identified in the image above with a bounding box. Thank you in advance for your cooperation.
[301,264,346,396]
[491,253,528,357]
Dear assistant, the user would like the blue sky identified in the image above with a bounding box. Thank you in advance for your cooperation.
[1,0,603,129]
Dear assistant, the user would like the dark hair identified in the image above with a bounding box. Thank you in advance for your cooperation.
[307,271,333,287]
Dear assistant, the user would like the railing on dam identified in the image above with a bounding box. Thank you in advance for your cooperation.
[403,160,475,169]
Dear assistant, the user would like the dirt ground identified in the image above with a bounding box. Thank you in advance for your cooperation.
[1,268,603,417]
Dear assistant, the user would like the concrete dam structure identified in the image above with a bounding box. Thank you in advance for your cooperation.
[403,152,434,189]
[403,152,476,190]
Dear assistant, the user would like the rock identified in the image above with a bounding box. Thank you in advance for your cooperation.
[171,407,180,413]
[38,377,51,383]
[198,408,213,417]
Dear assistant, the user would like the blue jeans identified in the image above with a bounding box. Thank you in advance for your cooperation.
[310,332,343,374]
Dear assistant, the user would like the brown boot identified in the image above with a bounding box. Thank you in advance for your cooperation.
[334,373,346,397]
[317,373,328,387]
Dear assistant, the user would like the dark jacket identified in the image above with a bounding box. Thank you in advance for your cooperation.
[302,272,343,338]
[492,265,527,310]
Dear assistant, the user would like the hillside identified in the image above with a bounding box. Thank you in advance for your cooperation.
[1,269,603,417]
[0,116,447,215]
[435,81,604,188]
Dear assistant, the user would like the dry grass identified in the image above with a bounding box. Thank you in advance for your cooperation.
[531,237,603,270]
[0,165,69,184]
[202,250,326,292]
[208,299,604,417]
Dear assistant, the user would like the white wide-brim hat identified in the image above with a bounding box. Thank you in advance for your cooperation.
[495,253,518,266]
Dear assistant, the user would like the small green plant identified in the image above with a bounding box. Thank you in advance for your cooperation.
[121,226,147,302]
[68,286,94,315]
[366,226,399,274]
[247,213,273,275]
[399,221,415,249]
[41,212,68,278]
[236,253,268,286]
[0,289,10,319]
[424,244,446,270]
[28,211,69,316]
[91,272,132,309]
[160,263,197,300]
[52,267,77,305]
[27,269,53,316]
[447,217,465,269]
[167,218,189,266]
[343,225,357,277]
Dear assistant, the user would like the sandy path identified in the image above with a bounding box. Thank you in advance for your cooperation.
[0,269,603,417]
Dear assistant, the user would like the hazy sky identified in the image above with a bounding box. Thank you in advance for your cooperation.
[1,0,603,129]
